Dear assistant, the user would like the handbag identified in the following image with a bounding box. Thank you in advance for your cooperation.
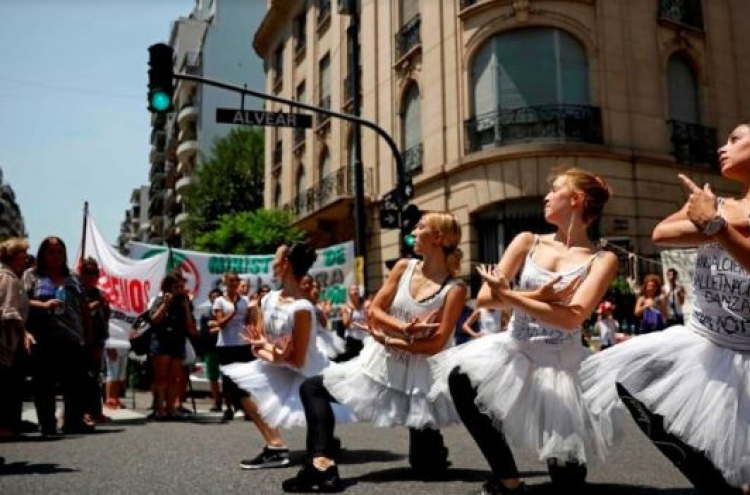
[129,312,153,356]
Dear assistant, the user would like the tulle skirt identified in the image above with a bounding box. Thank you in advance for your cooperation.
[322,338,459,429]
[221,360,356,429]
[317,331,346,360]
[581,326,750,487]
[429,332,608,465]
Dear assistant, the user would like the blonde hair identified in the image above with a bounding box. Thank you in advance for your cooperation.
[548,166,612,224]
[0,237,29,265]
[422,211,463,277]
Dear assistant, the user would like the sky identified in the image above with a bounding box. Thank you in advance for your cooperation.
[0,0,265,256]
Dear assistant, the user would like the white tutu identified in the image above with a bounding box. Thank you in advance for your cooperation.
[221,361,356,429]
[323,338,459,429]
[429,332,608,465]
[581,326,750,487]
[317,331,346,360]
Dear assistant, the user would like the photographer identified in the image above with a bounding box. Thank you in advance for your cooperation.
[148,271,196,420]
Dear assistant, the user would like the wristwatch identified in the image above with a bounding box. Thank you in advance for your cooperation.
[701,215,726,236]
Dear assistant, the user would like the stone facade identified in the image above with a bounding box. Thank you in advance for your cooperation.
[255,0,750,292]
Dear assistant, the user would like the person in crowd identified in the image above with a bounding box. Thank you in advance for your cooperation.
[334,285,367,362]
[239,279,250,298]
[200,288,223,412]
[301,276,346,360]
[453,298,477,346]
[24,236,92,435]
[221,242,354,470]
[0,238,33,442]
[662,267,686,326]
[582,122,750,495]
[79,257,111,424]
[594,300,619,351]
[103,337,129,410]
[634,274,667,334]
[212,272,253,421]
[147,271,196,420]
[282,212,467,492]
[429,167,618,494]
[462,307,503,339]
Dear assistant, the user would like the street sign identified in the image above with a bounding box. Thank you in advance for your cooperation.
[382,189,399,211]
[379,208,399,229]
[216,108,313,128]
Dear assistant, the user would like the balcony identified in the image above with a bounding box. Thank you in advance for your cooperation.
[459,0,479,8]
[667,120,718,169]
[150,161,166,182]
[317,0,331,28]
[395,14,421,61]
[464,104,603,153]
[402,143,423,177]
[178,102,198,130]
[177,138,199,162]
[316,96,331,128]
[175,212,190,226]
[343,70,360,105]
[658,0,704,31]
[290,166,372,217]
[175,175,194,194]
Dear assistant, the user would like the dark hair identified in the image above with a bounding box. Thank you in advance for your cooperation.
[160,271,183,293]
[666,268,678,279]
[208,288,223,298]
[35,236,70,277]
[285,242,317,278]
[80,256,100,275]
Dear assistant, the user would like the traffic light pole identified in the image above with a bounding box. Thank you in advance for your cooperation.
[172,71,408,274]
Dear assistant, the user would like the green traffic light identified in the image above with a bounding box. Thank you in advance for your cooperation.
[404,234,416,247]
[150,91,171,112]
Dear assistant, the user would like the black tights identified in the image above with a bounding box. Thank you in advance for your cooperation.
[616,382,743,495]
[299,375,449,471]
[448,366,587,487]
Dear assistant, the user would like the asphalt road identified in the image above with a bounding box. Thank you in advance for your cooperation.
[0,393,695,495]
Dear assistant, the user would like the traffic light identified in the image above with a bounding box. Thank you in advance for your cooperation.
[400,204,423,258]
[148,43,174,114]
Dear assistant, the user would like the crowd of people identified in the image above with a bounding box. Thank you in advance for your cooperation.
[2,122,750,494]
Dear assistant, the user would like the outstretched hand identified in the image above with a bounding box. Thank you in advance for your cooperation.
[678,173,719,231]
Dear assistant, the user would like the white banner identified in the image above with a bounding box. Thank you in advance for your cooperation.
[127,241,356,309]
[81,214,169,346]
[660,248,697,316]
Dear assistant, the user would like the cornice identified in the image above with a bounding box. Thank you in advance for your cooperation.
[254,0,297,58]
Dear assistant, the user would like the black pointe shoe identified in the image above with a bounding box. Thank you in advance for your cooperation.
[478,480,528,495]
[282,463,344,493]
[546,458,587,491]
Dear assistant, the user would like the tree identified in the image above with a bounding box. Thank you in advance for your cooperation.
[184,127,264,240]
[193,209,306,255]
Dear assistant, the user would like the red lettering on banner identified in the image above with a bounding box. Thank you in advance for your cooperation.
[99,273,151,315]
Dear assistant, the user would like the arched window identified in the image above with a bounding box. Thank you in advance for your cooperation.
[469,28,597,149]
[319,147,330,182]
[296,164,306,195]
[667,54,700,124]
[402,83,422,176]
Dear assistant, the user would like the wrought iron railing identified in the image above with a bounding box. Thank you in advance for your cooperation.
[294,127,306,147]
[395,14,421,60]
[290,166,372,216]
[464,104,603,152]
[316,96,332,127]
[658,0,704,30]
[402,143,423,177]
[667,120,718,168]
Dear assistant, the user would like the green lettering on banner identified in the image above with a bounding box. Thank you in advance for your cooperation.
[321,285,347,305]
[323,246,346,267]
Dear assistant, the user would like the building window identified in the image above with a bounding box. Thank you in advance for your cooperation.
[296,165,307,196]
[317,53,331,127]
[466,27,601,151]
[658,0,704,31]
[396,0,420,60]
[294,12,307,55]
[401,83,423,176]
[273,45,284,89]
[666,53,717,167]
[274,183,282,208]
[295,81,307,147]
[319,147,330,182]
[317,0,331,27]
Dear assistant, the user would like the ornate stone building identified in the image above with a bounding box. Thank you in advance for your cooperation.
[255,0,750,291]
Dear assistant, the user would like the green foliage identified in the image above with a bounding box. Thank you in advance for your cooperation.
[193,209,306,255]
[183,127,264,240]
[603,276,637,330]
